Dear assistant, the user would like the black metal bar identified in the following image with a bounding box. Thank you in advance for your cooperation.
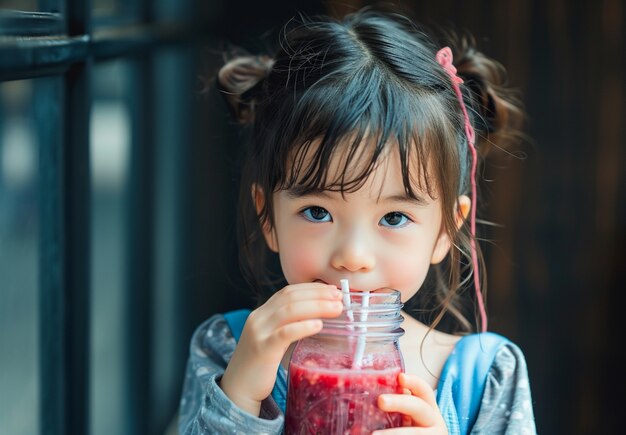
[61,59,92,435]
[92,14,145,27]
[0,23,200,80]
[38,75,66,435]
[37,62,91,435]
[39,0,65,14]
[66,0,90,36]
[0,36,90,81]
[0,10,64,36]
[92,23,193,60]
[124,54,155,435]
[139,0,155,23]
[36,3,92,435]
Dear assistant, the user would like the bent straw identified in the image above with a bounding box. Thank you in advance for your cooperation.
[352,290,370,369]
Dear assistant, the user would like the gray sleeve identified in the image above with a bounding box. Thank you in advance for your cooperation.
[470,343,537,435]
[178,314,284,435]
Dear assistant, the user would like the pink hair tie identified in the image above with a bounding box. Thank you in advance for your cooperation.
[436,46,487,333]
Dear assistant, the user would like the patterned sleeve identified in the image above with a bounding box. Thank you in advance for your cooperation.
[471,343,537,435]
[178,314,284,435]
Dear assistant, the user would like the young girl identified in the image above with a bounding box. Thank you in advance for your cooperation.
[179,7,536,435]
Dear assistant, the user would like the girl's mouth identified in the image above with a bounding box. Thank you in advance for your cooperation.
[314,279,367,292]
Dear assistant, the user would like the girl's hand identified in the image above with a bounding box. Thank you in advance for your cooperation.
[219,283,343,416]
[373,373,448,434]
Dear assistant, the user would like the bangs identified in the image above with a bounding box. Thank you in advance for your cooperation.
[275,65,456,200]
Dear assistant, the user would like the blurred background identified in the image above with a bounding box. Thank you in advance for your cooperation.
[0,1,623,434]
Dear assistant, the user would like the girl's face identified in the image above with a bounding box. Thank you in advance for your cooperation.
[258,142,465,302]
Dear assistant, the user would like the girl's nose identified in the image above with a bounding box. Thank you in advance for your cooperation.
[330,231,376,272]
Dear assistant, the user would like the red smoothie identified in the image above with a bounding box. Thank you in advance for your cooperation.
[285,352,404,434]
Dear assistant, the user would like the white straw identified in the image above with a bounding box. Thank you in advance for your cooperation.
[340,279,353,322]
[352,290,370,369]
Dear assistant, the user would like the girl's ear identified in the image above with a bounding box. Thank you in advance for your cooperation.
[455,195,471,229]
[251,184,279,252]
[430,195,471,264]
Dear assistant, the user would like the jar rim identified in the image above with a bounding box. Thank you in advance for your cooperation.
[340,303,404,314]
[319,287,404,337]
[342,288,401,298]
[316,326,405,338]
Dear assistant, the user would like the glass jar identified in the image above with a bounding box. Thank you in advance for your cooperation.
[285,288,405,435]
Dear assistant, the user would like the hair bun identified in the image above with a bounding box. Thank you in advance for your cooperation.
[217,55,274,124]
[453,36,524,157]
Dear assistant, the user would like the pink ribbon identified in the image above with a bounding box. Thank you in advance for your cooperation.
[436,47,487,332]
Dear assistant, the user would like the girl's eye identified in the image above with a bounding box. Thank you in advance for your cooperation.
[379,212,410,227]
[301,206,332,223]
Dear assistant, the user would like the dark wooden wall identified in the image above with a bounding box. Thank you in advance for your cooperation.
[367,1,625,434]
[191,1,625,434]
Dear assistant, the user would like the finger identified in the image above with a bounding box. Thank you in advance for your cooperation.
[377,394,437,427]
[266,284,342,305]
[267,319,324,347]
[271,299,344,327]
[263,284,343,323]
[244,286,341,345]
[398,373,438,408]
[253,284,342,325]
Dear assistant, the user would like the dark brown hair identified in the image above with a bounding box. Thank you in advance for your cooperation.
[216,7,524,334]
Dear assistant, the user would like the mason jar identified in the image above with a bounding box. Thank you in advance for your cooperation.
[284,288,405,435]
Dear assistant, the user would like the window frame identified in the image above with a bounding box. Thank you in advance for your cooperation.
[0,1,202,434]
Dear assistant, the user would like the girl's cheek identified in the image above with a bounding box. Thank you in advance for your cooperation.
[279,240,324,283]
[380,252,429,296]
